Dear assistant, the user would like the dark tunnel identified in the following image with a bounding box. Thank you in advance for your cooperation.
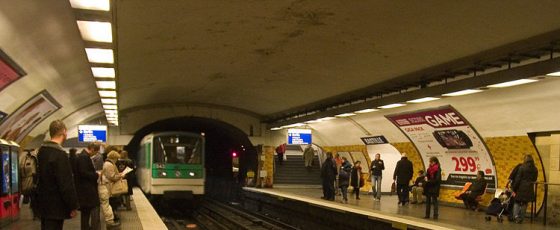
[124,116,257,201]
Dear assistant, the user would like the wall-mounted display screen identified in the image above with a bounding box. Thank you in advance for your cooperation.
[287,129,312,145]
[78,125,107,142]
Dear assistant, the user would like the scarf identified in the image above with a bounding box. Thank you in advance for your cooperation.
[427,163,439,179]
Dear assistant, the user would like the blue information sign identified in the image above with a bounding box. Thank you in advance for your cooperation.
[78,125,107,142]
[287,129,312,145]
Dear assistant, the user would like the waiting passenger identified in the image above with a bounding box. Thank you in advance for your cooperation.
[117,150,135,211]
[338,164,351,203]
[350,161,364,200]
[91,146,104,171]
[410,170,426,204]
[424,157,441,219]
[459,171,487,210]
[320,152,337,201]
[370,153,384,201]
[393,153,413,205]
[99,151,123,228]
[511,155,538,224]
[334,153,343,195]
[505,161,522,221]
[35,120,79,230]
[75,143,102,230]
[303,144,315,170]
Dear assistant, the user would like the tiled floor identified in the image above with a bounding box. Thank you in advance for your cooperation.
[246,187,560,230]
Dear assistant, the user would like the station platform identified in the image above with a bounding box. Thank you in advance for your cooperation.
[7,187,166,230]
[244,187,558,230]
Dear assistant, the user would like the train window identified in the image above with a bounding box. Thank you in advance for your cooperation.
[153,135,202,164]
[10,148,18,193]
[1,146,9,195]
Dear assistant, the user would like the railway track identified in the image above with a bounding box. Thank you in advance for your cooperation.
[162,198,298,230]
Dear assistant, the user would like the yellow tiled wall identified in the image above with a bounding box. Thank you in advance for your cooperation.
[393,136,545,209]
[262,146,275,187]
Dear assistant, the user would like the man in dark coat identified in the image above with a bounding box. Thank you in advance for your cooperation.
[512,155,538,224]
[35,120,79,230]
[459,171,487,210]
[393,153,413,205]
[75,143,101,230]
[320,152,337,201]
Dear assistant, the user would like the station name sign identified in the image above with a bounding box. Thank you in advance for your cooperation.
[360,136,389,145]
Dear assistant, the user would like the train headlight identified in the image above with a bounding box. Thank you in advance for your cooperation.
[175,170,181,177]
[189,172,195,177]
[159,171,167,177]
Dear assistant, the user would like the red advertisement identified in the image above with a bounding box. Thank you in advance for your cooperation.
[386,105,497,188]
[0,49,26,92]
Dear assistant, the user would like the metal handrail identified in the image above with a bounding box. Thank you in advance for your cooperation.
[531,181,560,226]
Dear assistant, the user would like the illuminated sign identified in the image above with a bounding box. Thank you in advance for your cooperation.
[78,125,107,142]
[360,136,389,145]
[287,129,312,145]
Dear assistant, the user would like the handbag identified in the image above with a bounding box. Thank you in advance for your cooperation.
[391,181,396,194]
[110,179,128,196]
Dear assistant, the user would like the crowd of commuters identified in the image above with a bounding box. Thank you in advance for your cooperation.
[314,148,537,224]
[29,120,135,230]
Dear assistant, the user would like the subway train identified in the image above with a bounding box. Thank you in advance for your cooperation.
[137,132,205,199]
[0,139,20,227]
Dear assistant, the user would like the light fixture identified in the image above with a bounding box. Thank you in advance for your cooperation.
[546,71,560,76]
[102,104,118,110]
[282,123,305,128]
[98,90,117,98]
[92,67,115,78]
[355,108,378,114]
[442,89,483,97]
[77,21,112,43]
[101,98,117,104]
[70,0,110,11]
[96,81,116,89]
[105,109,118,114]
[487,79,538,88]
[335,113,356,117]
[305,120,321,124]
[407,97,440,103]
[270,127,282,131]
[85,48,114,64]
[378,103,406,109]
[318,117,335,121]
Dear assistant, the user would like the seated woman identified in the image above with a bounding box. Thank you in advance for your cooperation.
[410,170,426,204]
[459,171,487,210]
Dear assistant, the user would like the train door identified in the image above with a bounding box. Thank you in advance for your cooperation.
[0,143,10,227]
[9,144,20,221]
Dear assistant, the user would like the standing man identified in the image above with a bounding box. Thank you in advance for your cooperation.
[320,152,337,201]
[75,143,102,230]
[303,144,315,171]
[370,153,385,201]
[393,153,413,206]
[35,120,79,230]
[91,145,104,171]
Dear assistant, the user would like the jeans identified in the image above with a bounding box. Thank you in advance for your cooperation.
[340,186,348,201]
[41,219,64,230]
[411,186,424,203]
[371,175,382,199]
[425,195,439,217]
[396,183,410,203]
[513,201,528,221]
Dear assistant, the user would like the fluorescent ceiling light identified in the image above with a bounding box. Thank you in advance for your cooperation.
[101,98,117,104]
[282,123,305,128]
[335,113,356,117]
[105,109,118,113]
[378,103,406,109]
[318,117,335,121]
[407,97,440,103]
[355,108,378,114]
[102,104,118,110]
[85,48,114,63]
[546,71,560,76]
[96,81,116,89]
[98,90,117,98]
[270,127,282,131]
[70,0,110,11]
[442,89,483,97]
[487,79,538,88]
[92,67,115,78]
[77,21,112,43]
[305,120,321,124]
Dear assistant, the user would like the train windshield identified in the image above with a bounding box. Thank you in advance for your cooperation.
[153,135,202,164]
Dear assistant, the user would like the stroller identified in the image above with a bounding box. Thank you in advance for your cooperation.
[484,189,513,222]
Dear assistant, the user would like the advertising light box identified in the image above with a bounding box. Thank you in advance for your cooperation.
[287,129,312,145]
[78,125,107,142]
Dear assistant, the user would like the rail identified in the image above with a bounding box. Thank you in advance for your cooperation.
[530,181,560,226]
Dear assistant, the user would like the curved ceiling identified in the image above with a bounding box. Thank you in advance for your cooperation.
[117,0,560,116]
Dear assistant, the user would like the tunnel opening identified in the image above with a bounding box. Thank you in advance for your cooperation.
[125,116,257,202]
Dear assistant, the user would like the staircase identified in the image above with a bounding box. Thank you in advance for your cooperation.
[274,155,321,185]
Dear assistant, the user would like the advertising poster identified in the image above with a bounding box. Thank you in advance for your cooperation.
[0,49,26,92]
[386,105,497,188]
[0,91,61,143]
